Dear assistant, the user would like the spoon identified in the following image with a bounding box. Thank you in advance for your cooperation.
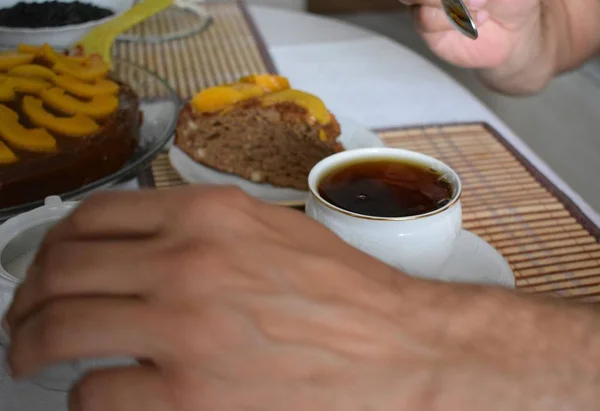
[73,0,174,67]
[441,0,478,40]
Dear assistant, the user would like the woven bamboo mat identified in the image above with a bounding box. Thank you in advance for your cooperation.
[130,1,600,302]
[380,124,600,302]
[146,123,600,302]
[113,1,275,100]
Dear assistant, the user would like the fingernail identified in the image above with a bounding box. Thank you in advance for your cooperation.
[476,9,489,24]
[468,0,487,8]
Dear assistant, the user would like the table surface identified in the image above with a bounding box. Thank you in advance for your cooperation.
[1,4,599,410]
[248,5,600,227]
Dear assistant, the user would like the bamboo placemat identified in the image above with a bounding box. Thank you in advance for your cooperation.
[113,1,275,100]
[146,123,600,302]
[380,124,600,302]
[129,1,600,302]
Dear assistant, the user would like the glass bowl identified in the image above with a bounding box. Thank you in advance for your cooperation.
[0,59,182,222]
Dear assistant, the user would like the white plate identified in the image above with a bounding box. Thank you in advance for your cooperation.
[430,230,515,288]
[168,115,384,206]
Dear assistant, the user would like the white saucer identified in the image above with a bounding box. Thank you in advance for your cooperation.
[425,230,514,288]
[168,115,384,206]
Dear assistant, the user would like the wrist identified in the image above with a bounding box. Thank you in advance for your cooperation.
[388,282,600,409]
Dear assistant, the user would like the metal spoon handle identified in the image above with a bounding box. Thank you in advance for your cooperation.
[441,0,478,39]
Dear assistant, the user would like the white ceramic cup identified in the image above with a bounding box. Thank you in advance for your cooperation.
[305,148,463,279]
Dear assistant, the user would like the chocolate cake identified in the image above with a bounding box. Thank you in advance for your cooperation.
[175,75,342,191]
[0,44,140,208]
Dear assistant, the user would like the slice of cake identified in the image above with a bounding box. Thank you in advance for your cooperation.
[174,75,342,191]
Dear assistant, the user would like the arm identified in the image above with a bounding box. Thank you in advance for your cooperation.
[480,0,600,93]
[5,188,600,410]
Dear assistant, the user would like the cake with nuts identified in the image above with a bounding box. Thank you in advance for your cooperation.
[0,44,140,208]
[174,75,342,191]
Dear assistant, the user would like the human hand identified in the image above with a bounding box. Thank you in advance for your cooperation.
[399,0,562,93]
[4,187,600,411]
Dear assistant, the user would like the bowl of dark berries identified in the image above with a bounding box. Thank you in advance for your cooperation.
[0,0,135,49]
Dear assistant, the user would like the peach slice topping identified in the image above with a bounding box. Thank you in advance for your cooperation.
[41,87,119,119]
[192,83,266,113]
[0,104,57,152]
[0,141,18,164]
[52,56,109,82]
[0,74,51,94]
[239,74,290,93]
[8,64,56,80]
[0,53,35,71]
[23,96,100,137]
[17,44,43,55]
[0,81,15,102]
[35,43,87,65]
[228,82,267,98]
[192,86,248,113]
[260,89,332,125]
[52,75,119,98]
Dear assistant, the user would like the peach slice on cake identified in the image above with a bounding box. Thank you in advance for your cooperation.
[23,96,100,137]
[41,87,119,119]
[0,105,57,152]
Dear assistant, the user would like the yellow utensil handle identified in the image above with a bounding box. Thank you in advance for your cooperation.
[101,0,174,37]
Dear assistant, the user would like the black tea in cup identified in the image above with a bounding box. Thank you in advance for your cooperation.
[318,158,453,218]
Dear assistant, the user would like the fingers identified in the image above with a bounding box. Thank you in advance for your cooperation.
[409,2,489,34]
[69,365,171,411]
[45,186,259,244]
[8,298,171,377]
[45,189,170,244]
[4,185,263,328]
[5,239,161,329]
[412,5,455,33]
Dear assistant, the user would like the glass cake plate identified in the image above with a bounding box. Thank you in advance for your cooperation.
[117,3,212,43]
[0,59,182,222]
